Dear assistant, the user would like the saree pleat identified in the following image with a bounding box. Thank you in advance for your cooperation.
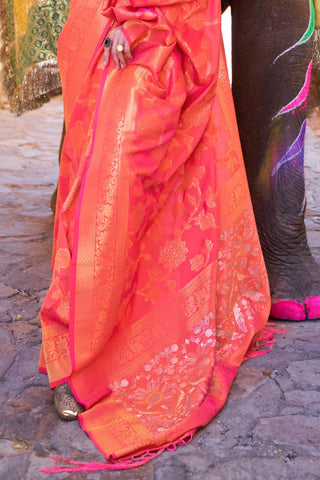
[40,0,271,463]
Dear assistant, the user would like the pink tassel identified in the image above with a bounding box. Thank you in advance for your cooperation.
[42,323,286,473]
[244,322,286,361]
[42,431,194,473]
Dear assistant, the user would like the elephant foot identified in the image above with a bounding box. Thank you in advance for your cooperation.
[270,297,320,321]
[268,256,320,321]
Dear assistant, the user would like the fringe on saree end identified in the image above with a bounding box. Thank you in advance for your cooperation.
[42,430,195,473]
[7,59,62,116]
[244,322,286,361]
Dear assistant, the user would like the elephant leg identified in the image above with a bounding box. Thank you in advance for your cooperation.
[50,120,65,212]
[230,0,320,320]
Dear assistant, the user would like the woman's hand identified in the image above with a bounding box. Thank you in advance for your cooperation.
[104,26,133,69]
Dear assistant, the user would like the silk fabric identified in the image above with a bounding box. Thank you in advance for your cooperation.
[40,0,271,462]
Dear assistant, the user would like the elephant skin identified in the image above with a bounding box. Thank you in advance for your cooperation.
[223,0,320,320]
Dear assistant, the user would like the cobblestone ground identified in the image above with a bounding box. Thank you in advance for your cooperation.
[0,97,319,480]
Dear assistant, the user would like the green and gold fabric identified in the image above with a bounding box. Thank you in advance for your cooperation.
[315,0,320,27]
[0,0,69,114]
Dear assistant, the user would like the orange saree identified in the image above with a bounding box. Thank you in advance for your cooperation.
[40,0,271,471]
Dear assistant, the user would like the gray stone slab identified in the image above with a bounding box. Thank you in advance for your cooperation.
[207,456,320,480]
[0,341,17,378]
[284,389,320,406]
[0,283,17,299]
[0,453,31,480]
[253,415,320,456]
[287,360,320,387]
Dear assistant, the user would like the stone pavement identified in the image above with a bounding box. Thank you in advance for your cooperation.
[0,97,319,480]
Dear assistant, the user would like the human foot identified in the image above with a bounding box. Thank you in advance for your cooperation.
[54,382,85,420]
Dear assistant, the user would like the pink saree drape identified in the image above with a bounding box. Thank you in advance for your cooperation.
[40,0,271,469]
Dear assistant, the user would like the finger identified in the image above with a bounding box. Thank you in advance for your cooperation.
[111,30,122,69]
[117,29,132,61]
[117,47,127,68]
[103,37,112,66]
[111,44,121,70]
[124,40,133,60]
[104,46,111,66]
